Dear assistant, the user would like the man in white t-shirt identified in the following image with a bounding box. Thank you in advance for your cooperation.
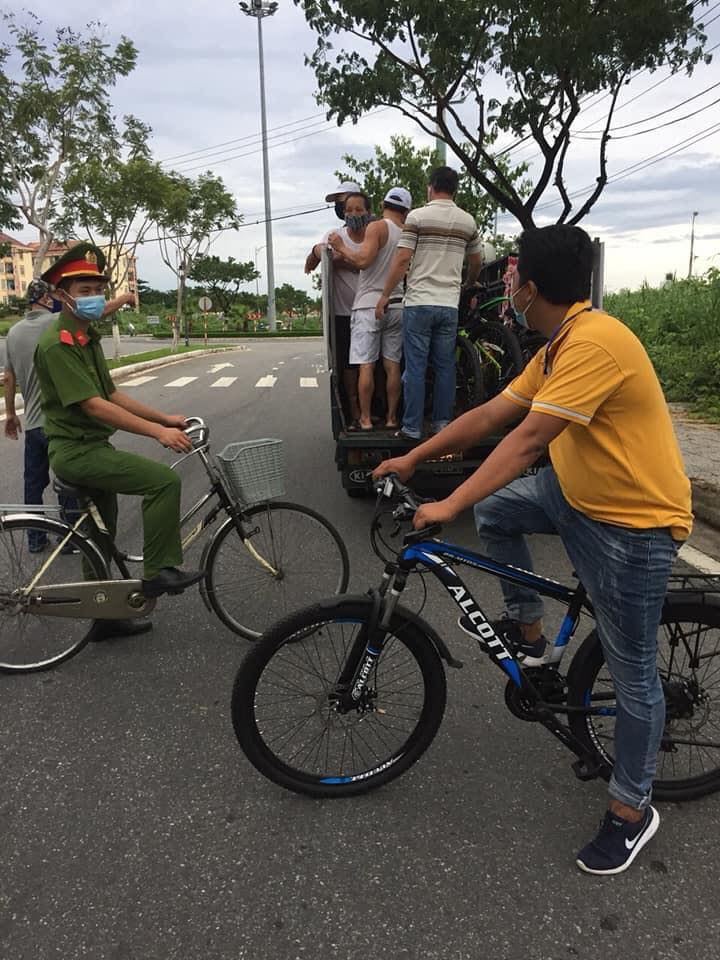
[305,186,369,427]
[377,167,485,439]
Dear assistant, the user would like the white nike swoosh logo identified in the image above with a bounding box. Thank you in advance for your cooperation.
[625,829,645,850]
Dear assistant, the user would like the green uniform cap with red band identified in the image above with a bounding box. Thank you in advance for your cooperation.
[41,242,110,286]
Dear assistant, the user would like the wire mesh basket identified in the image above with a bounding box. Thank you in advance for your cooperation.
[216,439,285,505]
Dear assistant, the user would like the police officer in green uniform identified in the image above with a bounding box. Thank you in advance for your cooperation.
[34,243,203,640]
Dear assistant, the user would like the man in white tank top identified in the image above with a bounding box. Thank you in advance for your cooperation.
[329,187,411,431]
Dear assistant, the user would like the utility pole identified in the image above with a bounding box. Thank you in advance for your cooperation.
[240,0,278,331]
[688,210,699,279]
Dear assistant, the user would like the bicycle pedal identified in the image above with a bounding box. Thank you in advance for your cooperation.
[571,757,606,782]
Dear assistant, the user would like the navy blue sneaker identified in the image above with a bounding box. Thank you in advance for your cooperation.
[576,806,660,875]
[457,614,548,666]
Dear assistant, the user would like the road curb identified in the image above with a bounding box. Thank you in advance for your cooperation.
[692,479,720,531]
[108,345,240,382]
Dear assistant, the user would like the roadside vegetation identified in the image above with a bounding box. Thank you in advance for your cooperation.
[606,269,720,421]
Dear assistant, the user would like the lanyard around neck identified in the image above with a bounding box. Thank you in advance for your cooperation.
[543,305,593,375]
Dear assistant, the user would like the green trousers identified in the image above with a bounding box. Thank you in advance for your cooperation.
[49,439,183,579]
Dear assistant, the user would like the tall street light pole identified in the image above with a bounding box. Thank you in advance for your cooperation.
[240,0,278,331]
[688,210,699,279]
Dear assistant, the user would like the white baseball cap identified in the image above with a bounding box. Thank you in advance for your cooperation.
[325,181,362,202]
[383,187,412,211]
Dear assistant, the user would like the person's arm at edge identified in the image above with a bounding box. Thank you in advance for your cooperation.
[464,251,484,288]
[102,293,135,317]
[3,367,21,438]
[305,247,321,273]
[413,411,568,528]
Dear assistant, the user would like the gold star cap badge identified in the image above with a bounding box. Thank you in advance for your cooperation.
[85,250,98,265]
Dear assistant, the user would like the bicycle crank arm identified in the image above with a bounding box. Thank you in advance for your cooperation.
[25,580,156,619]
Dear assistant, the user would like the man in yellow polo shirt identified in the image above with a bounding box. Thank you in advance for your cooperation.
[373,224,692,877]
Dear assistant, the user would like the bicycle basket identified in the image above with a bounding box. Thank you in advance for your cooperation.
[217,439,285,505]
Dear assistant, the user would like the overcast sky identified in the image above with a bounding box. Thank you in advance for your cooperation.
[9,1,720,295]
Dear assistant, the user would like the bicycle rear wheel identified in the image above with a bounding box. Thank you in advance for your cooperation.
[567,598,720,801]
[231,597,447,797]
[455,334,485,413]
[0,516,106,673]
[470,320,523,400]
[204,501,350,640]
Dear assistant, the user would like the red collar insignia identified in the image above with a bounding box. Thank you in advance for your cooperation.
[75,331,89,347]
[59,330,74,346]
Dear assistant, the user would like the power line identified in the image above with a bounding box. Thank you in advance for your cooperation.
[158,110,328,164]
[576,91,720,140]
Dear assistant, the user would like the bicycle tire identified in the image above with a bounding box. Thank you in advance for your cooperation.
[468,320,524,400]
[566,598,720,801]
[0,516,106,673]
[203,501,350,640]
[231,597,447,797]
[455,334,485,412]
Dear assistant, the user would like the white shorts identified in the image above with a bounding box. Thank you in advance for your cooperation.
[349,307,403,365]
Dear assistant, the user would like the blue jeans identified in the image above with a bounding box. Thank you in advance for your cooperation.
[402,305,458,438]
[24,428,78,551]
[474,466,679,810]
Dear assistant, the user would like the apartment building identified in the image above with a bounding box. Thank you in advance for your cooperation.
[0,234,139,307]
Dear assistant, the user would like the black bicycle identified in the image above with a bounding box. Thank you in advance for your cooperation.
[232,474,720,802]
[0,418,349,673]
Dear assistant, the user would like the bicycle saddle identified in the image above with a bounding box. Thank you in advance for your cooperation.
[52,477,90,499]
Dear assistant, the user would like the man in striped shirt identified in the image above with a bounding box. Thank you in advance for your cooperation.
[376,166,485,439]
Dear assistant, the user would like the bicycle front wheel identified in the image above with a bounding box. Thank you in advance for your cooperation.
[204,501,350,640]
[567,599,720,801]
[231,598,447,797]
[0,516,106,673]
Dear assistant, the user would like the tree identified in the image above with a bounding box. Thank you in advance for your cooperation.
[336,134,528,236]
[188,255,259,314]
[156,172,240,348]
[297,0,709,227]
[58,116,176,358]
[0,13,137,271]
[275,282,314,322]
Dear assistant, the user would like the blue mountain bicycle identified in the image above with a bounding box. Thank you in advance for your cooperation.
[232,474,720,802]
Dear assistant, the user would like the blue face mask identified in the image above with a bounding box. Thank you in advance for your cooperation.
[73,295,106,322]
[511,283,535,329]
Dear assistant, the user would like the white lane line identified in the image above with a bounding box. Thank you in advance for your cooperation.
[278,361,285,365]
[209,362,234,373]
[166,376,198,388]
[300,377,318,388]
[272,367,279,371]
[255,375,277,388]
[120,375,158,387]
[679,543,720,575]
[292,356,302,360]
[210,377,238,388]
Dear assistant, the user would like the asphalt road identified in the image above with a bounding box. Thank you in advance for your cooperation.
[2,340,720,960]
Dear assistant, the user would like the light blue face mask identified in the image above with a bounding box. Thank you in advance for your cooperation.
[511,283,535,329]
[73,295,106,322]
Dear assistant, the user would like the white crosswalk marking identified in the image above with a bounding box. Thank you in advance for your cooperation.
[300,377,318,388]
[255,375,277,388]
[210,377,238,388]
[209,362,234,373]
[678,544,720,575]
[166,376,198,387]
[121,375,158,387]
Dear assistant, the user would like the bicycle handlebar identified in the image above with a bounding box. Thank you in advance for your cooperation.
[183,416,209,449]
